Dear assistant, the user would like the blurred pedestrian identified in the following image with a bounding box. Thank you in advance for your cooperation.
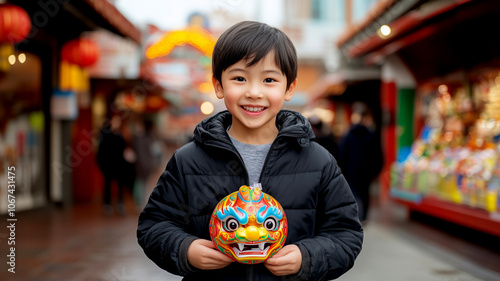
[132,118,160,210]
[309,115,339,159]
[339,102,383,222]
[121,117,137,199]
[96,114,129,216]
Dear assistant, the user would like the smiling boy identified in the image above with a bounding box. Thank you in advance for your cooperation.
[138,21,363,281]
[212,48,295,145]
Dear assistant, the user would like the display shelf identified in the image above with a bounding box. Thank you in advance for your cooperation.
[392,192,500,237]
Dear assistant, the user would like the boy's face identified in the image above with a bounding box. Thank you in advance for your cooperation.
[213,51,297,139]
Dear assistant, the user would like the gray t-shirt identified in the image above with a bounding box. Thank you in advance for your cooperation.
[228,132,272,186]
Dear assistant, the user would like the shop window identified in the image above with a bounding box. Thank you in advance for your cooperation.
[0,51,46,213]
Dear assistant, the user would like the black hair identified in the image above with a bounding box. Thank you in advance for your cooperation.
[212,21,297,90]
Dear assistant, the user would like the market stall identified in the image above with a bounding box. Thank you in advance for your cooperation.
[337,0,500,236]
[391,74,500,236]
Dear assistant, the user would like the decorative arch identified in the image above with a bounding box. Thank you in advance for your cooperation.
[146,27,216,59]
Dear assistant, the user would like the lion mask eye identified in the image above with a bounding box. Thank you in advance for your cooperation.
[224,218,240,232]
[263,217,278,231]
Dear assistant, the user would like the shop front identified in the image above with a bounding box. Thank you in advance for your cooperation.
[0,3,46,213]
[337,0,500,236]
[0,49,46,213]
[0,0,141,212]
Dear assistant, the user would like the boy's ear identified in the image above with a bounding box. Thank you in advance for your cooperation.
[212,76,224,99]
[284,78,297,101]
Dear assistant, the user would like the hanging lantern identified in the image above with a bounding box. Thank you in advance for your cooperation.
[62,38,99,67]
[0,4,32,44]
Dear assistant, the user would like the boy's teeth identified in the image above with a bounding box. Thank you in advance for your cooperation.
[243,106,264,112]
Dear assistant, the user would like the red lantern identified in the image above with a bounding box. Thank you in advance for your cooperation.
[62,38,99,67]
[0,4,31,44]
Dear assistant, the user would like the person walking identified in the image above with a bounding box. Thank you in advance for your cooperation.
[96,114,128,215]
[132,118,160,209]
[339,102,383,222]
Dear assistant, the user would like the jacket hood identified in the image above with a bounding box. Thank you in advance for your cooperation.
[193,110,315,148]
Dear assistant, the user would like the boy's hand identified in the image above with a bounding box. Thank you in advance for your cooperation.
[264,244,302,276]
[187,239,234,270]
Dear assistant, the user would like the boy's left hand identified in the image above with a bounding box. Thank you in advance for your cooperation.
[264,244,302,276]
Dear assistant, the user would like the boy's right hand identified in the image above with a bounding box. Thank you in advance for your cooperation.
[187,239,234,270]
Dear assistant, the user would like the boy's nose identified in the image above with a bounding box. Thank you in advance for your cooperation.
[245,84,263,99]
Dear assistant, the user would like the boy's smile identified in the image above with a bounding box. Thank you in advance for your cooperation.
[241,106,266,114]
[213,51,297,144]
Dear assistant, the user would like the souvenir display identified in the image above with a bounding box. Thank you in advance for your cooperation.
[209,185,288,264]
[392,74,500,213]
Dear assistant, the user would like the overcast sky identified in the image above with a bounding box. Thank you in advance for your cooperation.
[114,0,284,31]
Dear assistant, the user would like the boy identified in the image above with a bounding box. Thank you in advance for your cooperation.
[137,21,363,280]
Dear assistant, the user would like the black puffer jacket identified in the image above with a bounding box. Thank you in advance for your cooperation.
[137,110,363,281]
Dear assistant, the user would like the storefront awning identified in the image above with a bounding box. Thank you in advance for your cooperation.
[83,0,141,44]
[336,0,500,82]
[337,0,400,49]
[11,0,141,44]
[337,0,474,60]
[308,68,380,102]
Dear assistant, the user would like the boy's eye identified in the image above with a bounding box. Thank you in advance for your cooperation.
[234,77,246,82]
[264,78,276,83]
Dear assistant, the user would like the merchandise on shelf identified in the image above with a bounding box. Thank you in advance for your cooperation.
[391,73,500,214]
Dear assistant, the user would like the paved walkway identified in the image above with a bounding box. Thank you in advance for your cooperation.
[340,222,496,281]
[341,203,500,281]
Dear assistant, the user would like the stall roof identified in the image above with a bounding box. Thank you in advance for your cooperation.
[82,0,141,44]
[337,0,500,83]
[11,0,141,44]
[308,68,380,102]
[337,0,400,48]
[338,0,474,59]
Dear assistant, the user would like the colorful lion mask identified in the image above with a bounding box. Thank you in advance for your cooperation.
[209,185,288,264]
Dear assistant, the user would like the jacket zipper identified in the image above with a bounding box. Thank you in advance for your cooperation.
[258,136,282,186]
[206,142,250,185]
